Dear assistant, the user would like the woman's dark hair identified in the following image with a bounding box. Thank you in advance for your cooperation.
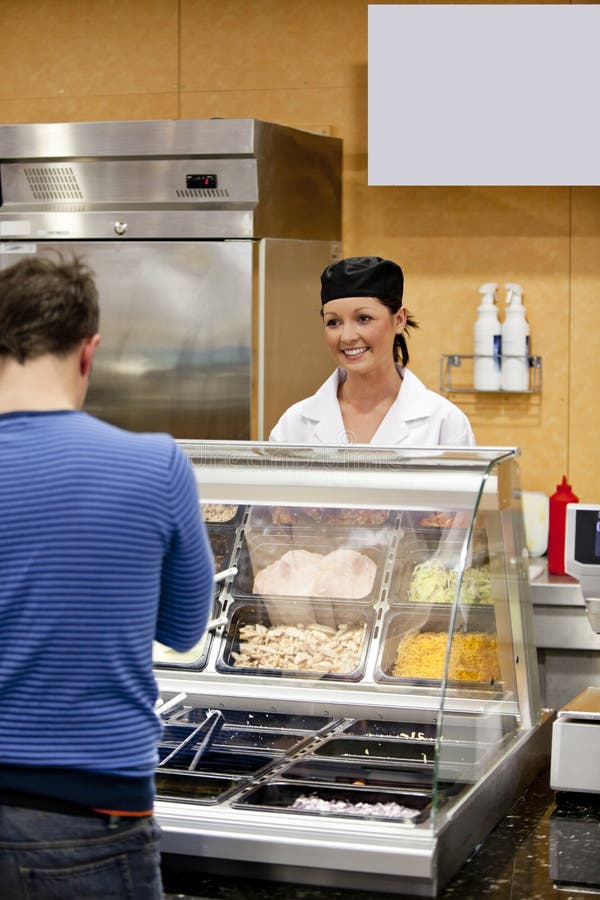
[0,253,99,364]
[320,297,419,367]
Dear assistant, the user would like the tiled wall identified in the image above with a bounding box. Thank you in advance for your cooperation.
[1,0,598,499]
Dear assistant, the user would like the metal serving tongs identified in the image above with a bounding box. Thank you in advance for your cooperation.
[154,691,187,718]
[214,566,237,585]
[158,709,225,769]
[188,709,225,770]
[206,614,228,631]
[207,566,236,633]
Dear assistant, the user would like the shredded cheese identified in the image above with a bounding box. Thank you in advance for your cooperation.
[392,631,500,682]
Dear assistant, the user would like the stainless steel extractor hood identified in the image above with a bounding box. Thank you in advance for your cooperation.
[0,118,342,241]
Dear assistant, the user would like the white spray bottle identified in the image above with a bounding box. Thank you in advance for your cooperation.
[473,282,502,390]
[501,283,530,391]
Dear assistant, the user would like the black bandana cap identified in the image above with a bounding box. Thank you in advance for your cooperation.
[320,256,404,306]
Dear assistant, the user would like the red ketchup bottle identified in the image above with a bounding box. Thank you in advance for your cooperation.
[547,476,579,575]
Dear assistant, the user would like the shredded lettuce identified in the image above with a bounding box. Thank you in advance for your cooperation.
[407,560,492,604]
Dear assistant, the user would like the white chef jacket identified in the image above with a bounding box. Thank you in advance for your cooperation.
[269,366,475,447]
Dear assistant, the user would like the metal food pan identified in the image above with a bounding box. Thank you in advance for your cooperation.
[207,525,238,575]
[402,509,472,533]
[400,511,487,551]
[341,715,515,747]
[161,724,304,754]
[341,719,437,740]
[312,735,437,766]
[232,780,431,823]
[152,636,211,670]
[201,503,245,526]
[309,735,491,781]
[232,537,384,604]
[375,607,501,690]
[212,728,310,753]
[276,758,463,802]
[152,630,212,671]
[402,509,460,529]
[389,538,491,607]
[246,505,394,532]
[152,598,221,670]
[157,746,277,776]
[215,599,374,682]
[171,707,333,732]
[155,770,241,804]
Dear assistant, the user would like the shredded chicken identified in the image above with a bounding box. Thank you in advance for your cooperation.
[231,621,366,673]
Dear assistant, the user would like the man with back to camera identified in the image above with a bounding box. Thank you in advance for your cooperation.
[0,254,215,898]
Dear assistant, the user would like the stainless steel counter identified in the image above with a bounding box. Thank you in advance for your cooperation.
[162,766,600,900]
[530,563,600,709]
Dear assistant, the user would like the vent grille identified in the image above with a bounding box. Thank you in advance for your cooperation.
[176,188,230,199]
[35,204,89,213]
[24,166,84,201]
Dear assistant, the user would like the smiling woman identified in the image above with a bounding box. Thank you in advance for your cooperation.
[269,256,475,447]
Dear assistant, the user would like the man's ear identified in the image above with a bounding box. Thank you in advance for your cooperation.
[80,334,101,377]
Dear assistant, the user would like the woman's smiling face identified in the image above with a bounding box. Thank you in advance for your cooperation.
[322,296,406,373]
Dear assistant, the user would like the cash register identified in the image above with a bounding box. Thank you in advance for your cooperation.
[550,503,600,793]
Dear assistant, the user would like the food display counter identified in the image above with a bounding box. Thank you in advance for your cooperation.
[153,442,553,897]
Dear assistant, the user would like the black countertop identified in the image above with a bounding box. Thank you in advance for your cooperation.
[161,767,600,900]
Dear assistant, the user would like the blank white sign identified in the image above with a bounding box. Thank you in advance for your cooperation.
[368,4,600,185]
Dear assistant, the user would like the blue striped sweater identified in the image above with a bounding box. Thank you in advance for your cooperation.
[0,411,215,811]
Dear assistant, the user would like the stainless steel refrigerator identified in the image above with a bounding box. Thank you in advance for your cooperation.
[0,118,342,439]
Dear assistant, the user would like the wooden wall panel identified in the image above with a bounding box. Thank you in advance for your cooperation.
[180,0,366,92]
[0,95,179,124]
[0,0,179,99]
[570,188,600,502]
[179,86,357,141]
[0,0,598,498]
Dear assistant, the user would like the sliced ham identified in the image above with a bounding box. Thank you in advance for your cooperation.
[313,548,377,599]
[253,547,376,599]
[253,549,324,596]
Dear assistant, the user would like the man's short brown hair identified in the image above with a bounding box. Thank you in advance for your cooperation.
[0,254,99,364]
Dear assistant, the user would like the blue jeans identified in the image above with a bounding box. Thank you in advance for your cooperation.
[0,804,163,899]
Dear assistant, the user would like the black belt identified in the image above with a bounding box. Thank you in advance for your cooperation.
[0,789,134,820]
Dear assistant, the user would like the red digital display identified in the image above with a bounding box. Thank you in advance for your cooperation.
[186,174,217,189]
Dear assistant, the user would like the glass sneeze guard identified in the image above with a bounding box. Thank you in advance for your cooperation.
[154,440,543,882]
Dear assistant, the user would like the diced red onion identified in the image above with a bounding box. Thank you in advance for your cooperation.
[290,794,419,819]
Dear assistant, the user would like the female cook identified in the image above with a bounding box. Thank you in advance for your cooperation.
[269,256,475,446]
